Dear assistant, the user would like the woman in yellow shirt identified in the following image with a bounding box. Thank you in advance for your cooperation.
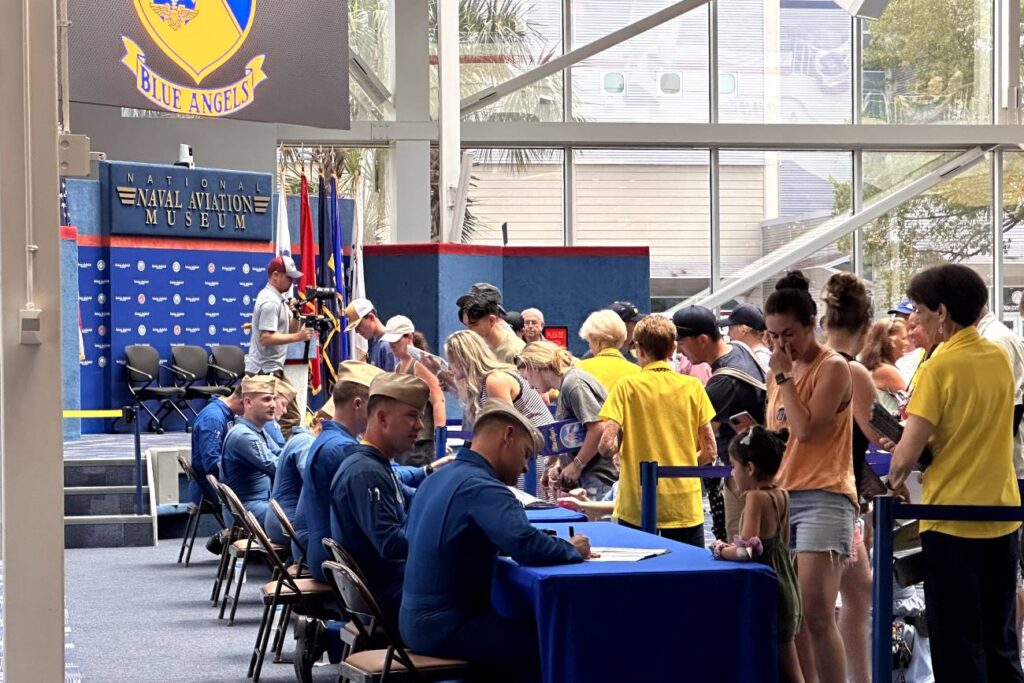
[887,264,1023,683]
[598,316,716,547]
[577,309,641,393]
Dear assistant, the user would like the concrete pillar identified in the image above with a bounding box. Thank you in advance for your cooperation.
[390,0,432,244]
[0,0,67,680]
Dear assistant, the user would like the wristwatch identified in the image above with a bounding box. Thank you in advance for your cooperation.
[775,372,792,385]
[424,463,434,475]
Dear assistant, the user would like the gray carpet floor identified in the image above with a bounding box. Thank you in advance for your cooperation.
[65,541,338,682]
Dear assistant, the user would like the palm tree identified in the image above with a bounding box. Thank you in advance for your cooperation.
[285,0,570,244]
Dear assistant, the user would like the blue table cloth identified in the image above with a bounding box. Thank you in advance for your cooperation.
[492,521,779,683]
[524,507,588,524]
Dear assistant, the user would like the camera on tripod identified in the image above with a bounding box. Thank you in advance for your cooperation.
[303,286,337,301]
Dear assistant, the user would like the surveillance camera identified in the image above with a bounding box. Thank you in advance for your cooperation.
[174,143,194,169]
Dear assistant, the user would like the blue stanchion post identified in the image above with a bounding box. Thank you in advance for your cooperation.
[526,454,538,497]
[639,461,658,534]
[871,495,895,683]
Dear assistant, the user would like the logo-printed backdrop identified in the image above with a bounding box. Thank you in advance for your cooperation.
[70,164,354,434]
[78,245,270,431]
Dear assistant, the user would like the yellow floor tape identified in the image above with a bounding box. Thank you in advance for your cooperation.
[62,409,123,419]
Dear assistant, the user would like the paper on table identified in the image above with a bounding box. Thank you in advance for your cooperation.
[508,486,557,509]
[586,547,670,562]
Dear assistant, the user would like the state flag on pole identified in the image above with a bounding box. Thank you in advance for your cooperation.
[329,176,349,361]
[296,174,322,395]
[318,175,343,384]
[350,173,368,361]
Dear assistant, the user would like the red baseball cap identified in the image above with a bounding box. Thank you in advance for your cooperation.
[267,255,302,279]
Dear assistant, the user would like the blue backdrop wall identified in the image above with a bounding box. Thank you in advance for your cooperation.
[65,162,352,434]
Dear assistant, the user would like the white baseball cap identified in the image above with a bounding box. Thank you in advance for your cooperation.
[382,315,415,343]
[344,298,376,332]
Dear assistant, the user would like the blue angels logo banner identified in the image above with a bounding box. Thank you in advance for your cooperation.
[69,0,349,128]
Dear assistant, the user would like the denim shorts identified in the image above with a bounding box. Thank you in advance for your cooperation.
[789,489,856,556]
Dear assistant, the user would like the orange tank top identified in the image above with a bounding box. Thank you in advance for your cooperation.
[766,347,857,507]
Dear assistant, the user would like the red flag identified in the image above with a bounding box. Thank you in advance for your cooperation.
[297,174,322,394]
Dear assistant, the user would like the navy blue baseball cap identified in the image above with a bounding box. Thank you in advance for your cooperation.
[717,303,765,332]
[672,306,719,339]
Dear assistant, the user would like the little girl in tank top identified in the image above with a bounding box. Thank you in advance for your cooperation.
[711,426,804,683]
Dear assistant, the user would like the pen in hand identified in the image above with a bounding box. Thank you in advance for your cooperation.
[569,526,575,539]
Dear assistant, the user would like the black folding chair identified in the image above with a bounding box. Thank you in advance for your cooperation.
[171,345,232,419]
[207,474,245,607]
[243,511,337,683]
[218,485,289,626]
[176,454,226,567]
[124,344,188,433]
[323,561,470,683]
[210,344,246,391]
[266,499,313,663]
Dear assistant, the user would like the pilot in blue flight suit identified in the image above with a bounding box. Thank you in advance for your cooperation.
[220,375,282,521]
[188,389,244,506]
[263,423,316,546]
[263,378,296,449]
[329,372,433,625]
[296,361,383,581]
[401,398,593,682]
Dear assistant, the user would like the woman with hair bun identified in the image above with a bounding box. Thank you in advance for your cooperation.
[765,271,856,683]
[820,272,880,683]
[711,426,803,683]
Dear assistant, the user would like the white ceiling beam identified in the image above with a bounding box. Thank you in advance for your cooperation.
[276,122,1024,149]
[460,0,711,116]
[661,146,990,314]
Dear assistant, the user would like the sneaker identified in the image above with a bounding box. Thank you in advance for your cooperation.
[293,616,324,683]
[205,531,225,556]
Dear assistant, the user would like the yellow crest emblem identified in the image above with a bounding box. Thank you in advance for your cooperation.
[131,0,257,85]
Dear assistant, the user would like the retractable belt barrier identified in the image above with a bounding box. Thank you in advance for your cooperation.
[63,406,146,515]
[638,453,892,534]
[870,495,1024,683]
[637,456,1024,683]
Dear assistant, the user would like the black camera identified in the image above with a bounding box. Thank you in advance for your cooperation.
[304,286,337,301]
[298,312,334,335]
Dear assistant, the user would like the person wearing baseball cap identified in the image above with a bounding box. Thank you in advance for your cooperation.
[243,255,316,438]
[385,315,448,469]
[401,398,591,680]
[887,298,913,319]
[675,305,767,541]
[457,282,525,365]
[582,300,646,363]
[329,373,452,624]
[343,297,397,372]
[219,375,283,523]
[718,303,771,368]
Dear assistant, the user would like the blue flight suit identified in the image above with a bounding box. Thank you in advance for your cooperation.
[188,399,235,505]
[295,421,360,581]
[220,417,281,522]
[265,420,286,449]
[263,426,315,546]
[330,443,415,624]
[400,449,582,679]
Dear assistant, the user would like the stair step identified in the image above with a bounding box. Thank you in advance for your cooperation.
[64,486,150,516]
[64,514,155,548]
[64,458,149,487]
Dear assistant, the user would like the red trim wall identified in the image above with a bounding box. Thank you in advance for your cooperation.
[364,243,649,257]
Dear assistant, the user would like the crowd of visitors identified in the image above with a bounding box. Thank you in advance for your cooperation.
[196,255,1024,682]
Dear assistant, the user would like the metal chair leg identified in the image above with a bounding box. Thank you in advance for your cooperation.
[210,528,235,605]
[248,588,279,678]
[227,550,251,625]
[184,506,204,567]
[252,584,285,683]
[219,555,239,619]
[178,505,197,564]
[272,603,293,663]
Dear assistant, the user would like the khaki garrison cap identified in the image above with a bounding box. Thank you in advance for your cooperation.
[241,375,277,395]
[369,372,429,410]
[337,360,384,388]
[476,398,544,456]
[275,378,298,403]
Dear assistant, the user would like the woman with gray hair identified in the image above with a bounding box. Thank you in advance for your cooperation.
[577,309,641,393]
